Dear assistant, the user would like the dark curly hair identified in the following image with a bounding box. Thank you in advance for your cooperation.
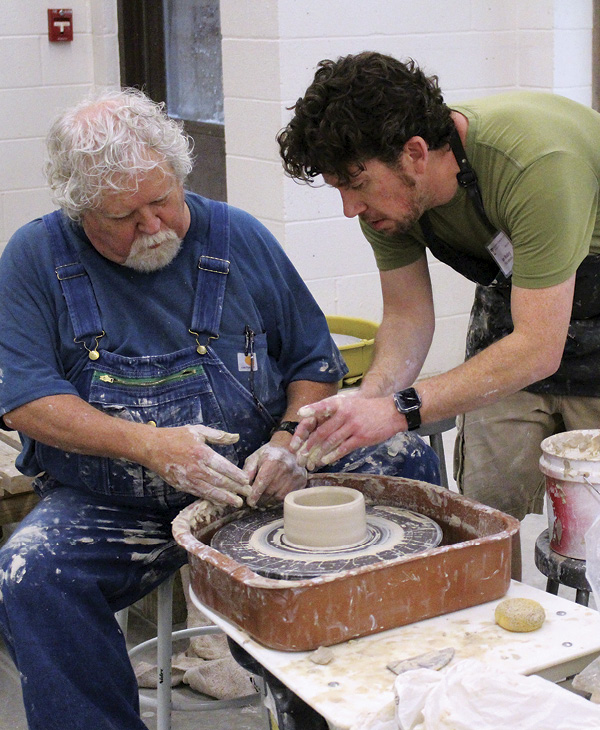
[277,51,454,185]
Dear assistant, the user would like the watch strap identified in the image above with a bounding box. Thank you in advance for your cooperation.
[272,420,299,436]
[402,408,421,431]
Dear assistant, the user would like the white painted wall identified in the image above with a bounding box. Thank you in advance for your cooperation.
[220,0,593,378]
[0,0,119,251]
[0,0,593,380]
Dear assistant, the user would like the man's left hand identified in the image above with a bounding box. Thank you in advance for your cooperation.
[290,393,402,470]
[244,442,308,507]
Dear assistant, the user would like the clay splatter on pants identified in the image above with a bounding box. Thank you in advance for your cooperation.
[318,432,440,484]
[0,485,187,730]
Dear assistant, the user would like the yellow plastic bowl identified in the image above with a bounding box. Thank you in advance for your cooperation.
[326,315,379,387]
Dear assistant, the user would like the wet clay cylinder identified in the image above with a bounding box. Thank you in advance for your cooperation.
[283,486,367,549]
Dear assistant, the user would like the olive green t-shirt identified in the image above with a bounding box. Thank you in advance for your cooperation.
[362,91,600,288]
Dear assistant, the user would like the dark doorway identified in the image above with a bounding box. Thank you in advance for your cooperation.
[117,0,227,201]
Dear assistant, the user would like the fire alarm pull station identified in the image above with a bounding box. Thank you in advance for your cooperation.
[48,9,73,42]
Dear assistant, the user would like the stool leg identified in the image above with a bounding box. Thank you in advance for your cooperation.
[157,574,175,730]
[546,578,559,595]
[428,433,448,489]
[115,607,129,637]
[575,589,590,607]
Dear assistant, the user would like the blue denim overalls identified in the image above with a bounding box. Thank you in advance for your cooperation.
[0,200,439,730]
[0,200,280,730]
[36,200,277,505]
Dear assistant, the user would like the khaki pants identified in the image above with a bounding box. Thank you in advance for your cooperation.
[455,390,600,520]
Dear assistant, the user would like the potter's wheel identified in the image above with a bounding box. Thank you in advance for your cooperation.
[211,505,443,579]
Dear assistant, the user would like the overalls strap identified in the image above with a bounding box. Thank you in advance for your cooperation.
[45,200,232,351]
[44,210,104,342]
[190,199,231,346]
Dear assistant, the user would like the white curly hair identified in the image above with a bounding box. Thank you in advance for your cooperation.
[44,88,194,221]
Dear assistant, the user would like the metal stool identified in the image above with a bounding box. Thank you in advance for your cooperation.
[534,528,592,607]
[415,417,456,489]
[119,573,261,730]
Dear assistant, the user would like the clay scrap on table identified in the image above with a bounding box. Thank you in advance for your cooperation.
[573,655,600,702]
[387,647,455,675]
[309,646,335,665]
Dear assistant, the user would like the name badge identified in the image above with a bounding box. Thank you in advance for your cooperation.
[486,231,513,277]
[238,352,257,372]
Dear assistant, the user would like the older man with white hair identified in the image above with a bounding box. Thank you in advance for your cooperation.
[0,89,439,730]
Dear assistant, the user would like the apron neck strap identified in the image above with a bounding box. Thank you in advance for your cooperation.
[448,127,493,231]
[416,126,505,287]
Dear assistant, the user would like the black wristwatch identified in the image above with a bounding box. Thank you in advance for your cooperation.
[393,388,422,431]
[272,420,299,436]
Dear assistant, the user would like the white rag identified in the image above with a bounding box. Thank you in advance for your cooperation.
[392,658,600,730]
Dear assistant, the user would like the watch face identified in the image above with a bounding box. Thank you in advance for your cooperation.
[393,388,422,431]
[275,421,299,435]
[396,389,421,411]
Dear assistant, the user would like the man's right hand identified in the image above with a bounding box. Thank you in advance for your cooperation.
[145,423,251,507]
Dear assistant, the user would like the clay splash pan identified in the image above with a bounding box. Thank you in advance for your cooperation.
[172,474,520,652]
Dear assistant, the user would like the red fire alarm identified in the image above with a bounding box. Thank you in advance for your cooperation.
[48,8,73,42]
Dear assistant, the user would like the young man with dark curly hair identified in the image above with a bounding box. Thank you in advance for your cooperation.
[278,51,600,562]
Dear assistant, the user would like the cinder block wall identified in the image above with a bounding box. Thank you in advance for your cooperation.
[221,0,593,378]
[0,0,593,380]
[0,0,119,251]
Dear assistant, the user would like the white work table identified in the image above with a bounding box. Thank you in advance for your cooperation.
[191,581,600,730]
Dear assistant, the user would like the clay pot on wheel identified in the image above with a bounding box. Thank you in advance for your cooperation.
[283,486,367,549]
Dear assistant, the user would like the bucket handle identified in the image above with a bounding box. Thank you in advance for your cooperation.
[582,476,600,503]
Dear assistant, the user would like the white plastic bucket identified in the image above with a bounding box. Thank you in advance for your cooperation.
[539,430,600,559]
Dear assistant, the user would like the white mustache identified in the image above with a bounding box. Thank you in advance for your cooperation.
[134,229,179,250]
[124,228,182,272]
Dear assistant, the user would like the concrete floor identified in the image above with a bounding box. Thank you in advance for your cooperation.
[0,429,594,729]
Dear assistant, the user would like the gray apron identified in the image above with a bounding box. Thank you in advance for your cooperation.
[419,130,600,397]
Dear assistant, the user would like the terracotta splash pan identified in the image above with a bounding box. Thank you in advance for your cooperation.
[172,474,519,652]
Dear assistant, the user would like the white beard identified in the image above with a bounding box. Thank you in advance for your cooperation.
[123,228,183,272]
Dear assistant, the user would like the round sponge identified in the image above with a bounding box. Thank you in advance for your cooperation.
[495,597,545,632]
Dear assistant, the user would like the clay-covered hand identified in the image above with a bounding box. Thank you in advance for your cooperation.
[290,393,401,470]
[244,443,308,507]
[147,424,251,507]
[286,389,359,460]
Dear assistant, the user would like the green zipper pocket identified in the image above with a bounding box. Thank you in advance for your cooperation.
[92,366,204,387]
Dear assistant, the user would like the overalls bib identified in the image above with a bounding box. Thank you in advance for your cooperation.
[420,130,600,397]
[39,200,276,505]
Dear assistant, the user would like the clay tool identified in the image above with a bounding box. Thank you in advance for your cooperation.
[387,647,455,675]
